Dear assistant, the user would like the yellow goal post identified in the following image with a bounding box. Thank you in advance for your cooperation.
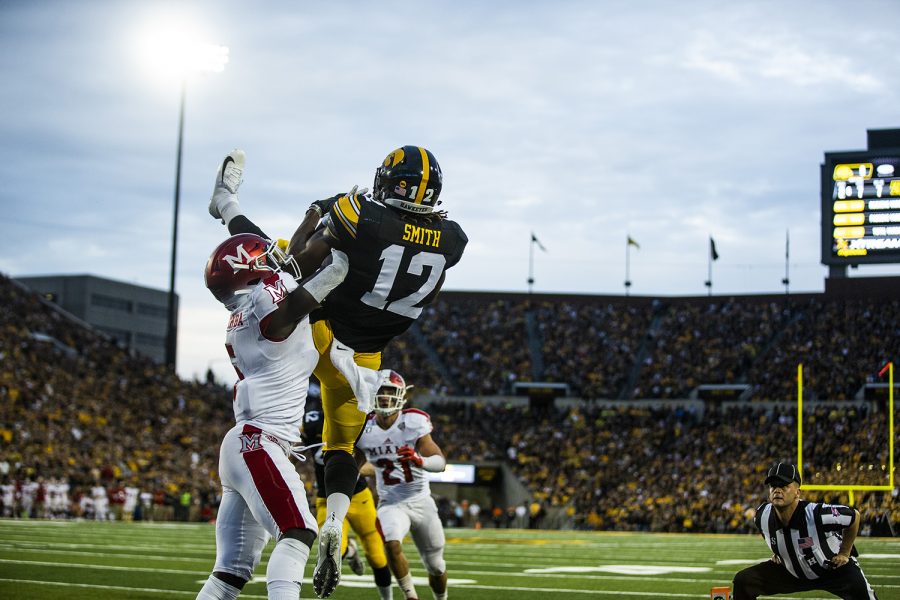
[796,362,895,506]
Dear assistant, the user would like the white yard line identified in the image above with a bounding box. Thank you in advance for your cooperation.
[0,545,211,563]
[0,578,267,598]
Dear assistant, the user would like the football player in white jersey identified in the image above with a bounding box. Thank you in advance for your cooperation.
[90,483,108,521]
[357,371,449,600]
[197,182,372,600]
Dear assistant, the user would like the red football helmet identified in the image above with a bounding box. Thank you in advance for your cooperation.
[374,369,413,416]
[204,234,300,310]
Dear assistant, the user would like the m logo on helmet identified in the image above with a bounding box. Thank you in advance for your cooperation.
[223,243,255,271]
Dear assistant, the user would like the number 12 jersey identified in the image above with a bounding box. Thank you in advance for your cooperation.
[321,194,468,352]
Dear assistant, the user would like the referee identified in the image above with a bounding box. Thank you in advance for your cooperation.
[732,462,879,599]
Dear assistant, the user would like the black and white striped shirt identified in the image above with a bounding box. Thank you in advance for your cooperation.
[754,500,857,580]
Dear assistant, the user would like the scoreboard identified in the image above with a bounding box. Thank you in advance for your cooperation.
[821,150,900,265]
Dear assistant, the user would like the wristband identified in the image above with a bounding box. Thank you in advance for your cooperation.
[421,454,446,473]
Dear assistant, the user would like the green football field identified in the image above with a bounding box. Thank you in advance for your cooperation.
[0,519,897,599]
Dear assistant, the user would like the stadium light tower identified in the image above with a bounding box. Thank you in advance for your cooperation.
[137,23,229,370]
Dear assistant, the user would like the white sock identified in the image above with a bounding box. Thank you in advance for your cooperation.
[196,574,241,600]
[325,492,351,524]
[267,580,299,600]
[218,196,243,225]
[266,538,310,600]
[433,591,447,600]
[397,573,417,599]
[377,584,394,600]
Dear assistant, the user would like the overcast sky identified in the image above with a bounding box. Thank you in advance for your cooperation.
[2,0,899,383]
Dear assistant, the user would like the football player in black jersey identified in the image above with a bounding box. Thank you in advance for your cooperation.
[209,145,467,598]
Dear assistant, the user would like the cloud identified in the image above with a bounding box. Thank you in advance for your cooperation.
[2,0,900,381]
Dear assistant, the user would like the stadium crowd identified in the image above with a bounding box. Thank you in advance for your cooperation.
[427,400,897,534]
[0,274,229,522]
[0,273,896,535]
[397,292,899,403]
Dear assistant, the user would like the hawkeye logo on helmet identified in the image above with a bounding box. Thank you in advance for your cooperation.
[384,148,405,168]
[223,244,255,271]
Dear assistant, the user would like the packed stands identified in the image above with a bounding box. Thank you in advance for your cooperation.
[427,401,897,533]
[1,273,896,534]
[0,274,229,522]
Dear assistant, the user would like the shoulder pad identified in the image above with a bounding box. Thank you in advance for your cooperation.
[328,194,363,240]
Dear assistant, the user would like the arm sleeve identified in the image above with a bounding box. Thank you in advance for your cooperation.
[228,214,269,239]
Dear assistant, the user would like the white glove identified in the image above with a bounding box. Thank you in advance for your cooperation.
[329,339,380,414]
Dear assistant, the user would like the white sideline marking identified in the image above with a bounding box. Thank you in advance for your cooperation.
[450,584,707,597]
[526,565,712,575]
[0,558,205,576]
[231,574,478,587]
[0,578,266,598]
[6,556,898,588]
[0,545,210,563]
[0,537,212,553]
[860,553,900,559]
[716,559,768,565]
[3,562,896,597]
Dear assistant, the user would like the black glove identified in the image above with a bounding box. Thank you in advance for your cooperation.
[308,194,342,218]
[307,186,369,217]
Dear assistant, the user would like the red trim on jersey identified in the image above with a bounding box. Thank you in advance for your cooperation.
[402,408,431,420]
[240,424,307,532]
[375,516,386,542]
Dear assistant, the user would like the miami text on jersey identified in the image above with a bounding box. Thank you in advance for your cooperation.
[365,444,400,458]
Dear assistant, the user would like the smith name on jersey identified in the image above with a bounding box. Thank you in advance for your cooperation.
[357,408,434,505]
[226,270,319,443]
[322,194,468,352]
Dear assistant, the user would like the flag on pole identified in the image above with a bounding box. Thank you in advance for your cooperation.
[531,232,547,252]
[627,236,640,249]
[710,237,719,261]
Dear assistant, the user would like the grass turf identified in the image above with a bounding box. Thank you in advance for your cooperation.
[0,519,898,599]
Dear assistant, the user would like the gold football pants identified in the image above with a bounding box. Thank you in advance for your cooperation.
[316,487,387,569]
[311,319,382,454]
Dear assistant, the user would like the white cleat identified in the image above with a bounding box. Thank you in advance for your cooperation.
[313,514,343,598]
[209,149,245,221]
[345,537,365,576]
